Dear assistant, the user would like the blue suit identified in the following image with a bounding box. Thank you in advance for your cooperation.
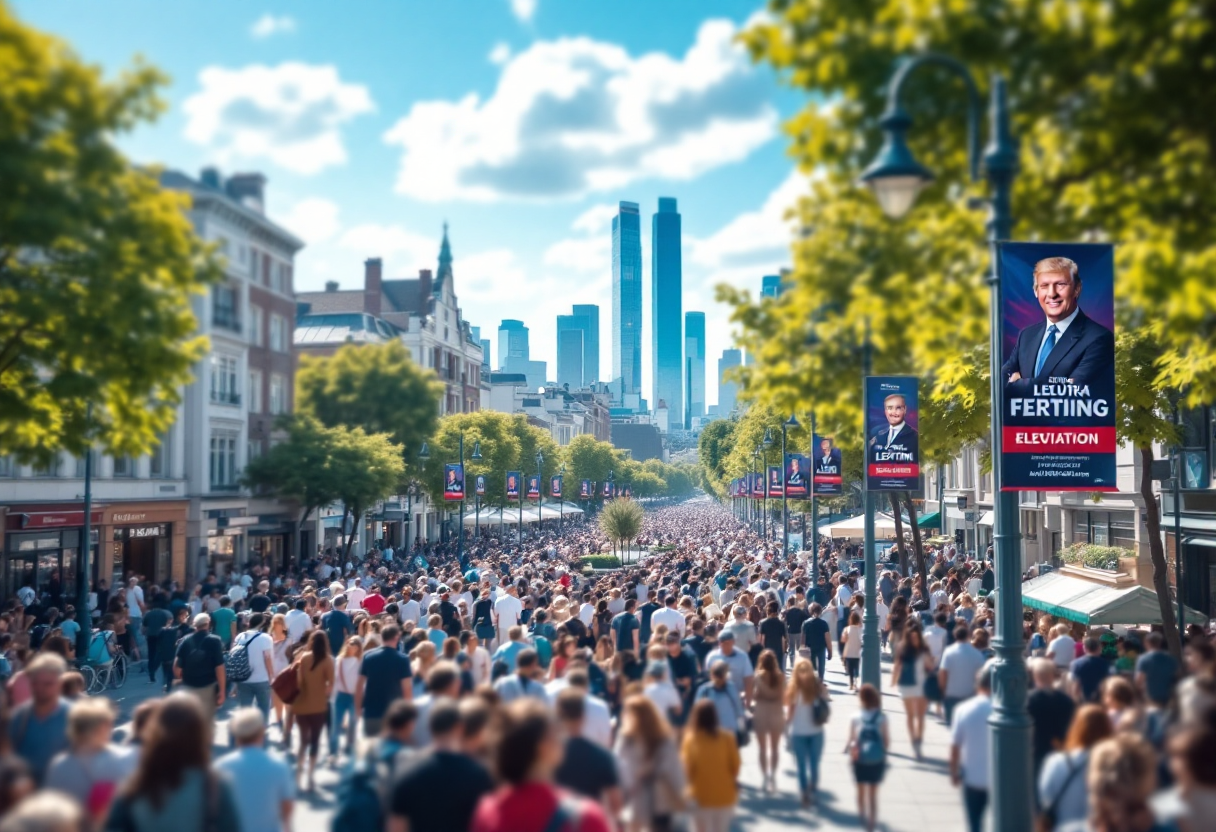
[1001,309,1114,396]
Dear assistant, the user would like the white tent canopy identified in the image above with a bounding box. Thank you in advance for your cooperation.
[821,512,900,539]
[1021,571,1207,626]
[461,502,584,526]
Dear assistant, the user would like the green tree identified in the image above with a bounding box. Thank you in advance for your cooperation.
[736,0,1216,654]
[328,427,405,560]
[698,419,738,498]
[296,340,443,479]
[599,498,644,563]
[419,410,522,509]
[0,5,221,464]
[564,433,627,492]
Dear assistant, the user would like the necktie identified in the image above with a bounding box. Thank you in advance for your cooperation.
[1035,324,1059,376]
[887,429,896,448]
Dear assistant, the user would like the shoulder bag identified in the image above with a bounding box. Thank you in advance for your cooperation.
[1036,755,1083,832]
[272,659,301,704]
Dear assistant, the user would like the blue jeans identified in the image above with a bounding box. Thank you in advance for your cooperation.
[963,785,988,832]
[331,692,356,756]
[808,647,827,681]
[236,681,271,720]
[791,732,825,794]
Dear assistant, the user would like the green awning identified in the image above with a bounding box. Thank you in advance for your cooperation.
[917,511,941,529]
[1021,572,1207,627]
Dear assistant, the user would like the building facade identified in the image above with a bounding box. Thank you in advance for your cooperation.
[651,197,683,427]
[556,322,584,389]
[685,311,706,428]
[718,348,742,415]
[572,304,600,385]
[497,319,529,371]
[612,202,643,396]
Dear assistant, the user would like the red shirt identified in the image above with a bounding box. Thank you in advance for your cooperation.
[362,592,386,616]
[471,782,610,832]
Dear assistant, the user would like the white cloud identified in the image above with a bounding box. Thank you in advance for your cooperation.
[571,204,618,234]
[510,0,537,23]
[488,42,512,65]
[688,169,808,268]
[250,13,296,38]
[276,197,340,244]
[183,62,375,176]
[382,19,777,202]
[337,223,437,268]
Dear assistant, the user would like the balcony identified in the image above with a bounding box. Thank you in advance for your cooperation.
[210,390,242,407]
[212,313,242,334]
[209,481,241,493]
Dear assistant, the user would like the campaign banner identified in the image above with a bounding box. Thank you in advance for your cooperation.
[812,435,844,495]
[526,475,541,500]
[550,475,562,499]
[603,480,613,498]
[767,465,783,498]
[865,376,920,491]
[580,479,592,499]
[750,471,763,498]
[443,463,464,501]
[785,454,810,498]
[475,474,486,497]
[999,243,1117,491]
[506,472,521,500]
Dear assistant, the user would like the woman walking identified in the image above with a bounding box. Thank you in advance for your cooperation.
[841,611,863,691]
[615,695,686,832]
[1037,704,1114,830]
[681,699,740,832]
[291,630,333,792]
[751,649,785,793]
[328,635,362,763]
[785,657,828,808]
[269,612,291,740]
[890,623,934,759]
[845,684,889,832]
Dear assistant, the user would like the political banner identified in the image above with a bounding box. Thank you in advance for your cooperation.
[580,479,592,499]
[999,242,1117,491]
[750,471,763,498]
[443,463,464,501]
[475,474,486,497]
[785,454,810,498]
[766,465,783,498]
[506,472,521,500]
[812,435,843,495]
[603,481,613,498]
[550,475,562,499]
[865,376,920,491]
[526,475,541,500]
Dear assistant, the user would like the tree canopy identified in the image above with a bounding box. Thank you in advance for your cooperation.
[0,4,221,464]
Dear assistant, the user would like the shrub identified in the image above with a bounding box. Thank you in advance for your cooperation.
[1059,543,1130,572]
[580,554,622,570]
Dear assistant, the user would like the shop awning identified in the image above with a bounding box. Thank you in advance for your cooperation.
[917,511,941,529]
[821,512,899,539]
[1021,572,1207,626]
[978,511,995,526]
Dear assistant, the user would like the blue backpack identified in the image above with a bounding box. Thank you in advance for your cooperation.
[331,752,392,832]
[855,711,886,766]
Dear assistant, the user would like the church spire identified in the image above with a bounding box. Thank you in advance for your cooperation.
[435,221,453,295]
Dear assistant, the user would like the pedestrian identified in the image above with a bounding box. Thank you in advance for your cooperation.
[493,648,548,704]
[681,699,740,832]
[939,625,986,725]
[1075,734,1167,832]
[330,635,362,761]
[269,612,292,740]
[845,683,889,832]
[102,694,241,832]
[758,601,786,672]
[1,792,82,832]
[949,664,993,832]
[553,688,623,817]
[6,653,70,786]
[357,624,413,738]
[1135,631,1179,709]
[1037,704,1113,831]
[840,610,863,691]
[615,694,685,832]
[1027,657,1076,778]
[801,603,833,682]
[321,595,354,656]
[213,708,294,832]
[44,698,135,826]
[751,648,784,793]
[890,623,934,758]
[1069,635,1113,704]
[289,630,333,792]
[231,612,275,722]
[172,613,225,728]
[785,657,828,808]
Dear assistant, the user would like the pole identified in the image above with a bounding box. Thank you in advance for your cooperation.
[457,433,465,566]
[74,403,94,659]
[860,321,881,689]
[762,449,768,543]
[1174,405,1184,633]
[781,422,789,559]
[810,410,819,585]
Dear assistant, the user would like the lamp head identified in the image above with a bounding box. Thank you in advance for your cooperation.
[859,106,934,219]
[418,442,431,461]
[763,428,774,448]
[471,441,482,460]
[785,414,800,430]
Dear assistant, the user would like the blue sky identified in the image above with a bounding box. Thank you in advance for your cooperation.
[15,0,807,407]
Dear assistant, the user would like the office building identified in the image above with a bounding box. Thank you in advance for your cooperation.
[556,323,584,388]
[651,197,683,425]
[684,311,706,428]
[571,303,600,384]
[612,202,642,395]
[497,319,529,371]
[718,348,742,415]
[761,274,784,298]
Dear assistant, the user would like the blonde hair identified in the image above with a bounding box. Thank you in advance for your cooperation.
[270,613,287,638]
[1033,256,1079,285]
[785,658,823,706]
[1087,735,1157,830]
[67,697,116,747]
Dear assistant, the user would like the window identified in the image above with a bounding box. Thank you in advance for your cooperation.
[248,369,263,413]
[209,429,239,489]
[269,374,286,415]
[112,456,135,478]
[32,455,62,477]
[73,451,94,478]
[214,235,230,256]
[269,314,287,352]
[0,456,12,477]
[249,304,263,347]
[212,284,240,332]
[248,440,263,462]
[210,355,241,406]
[261,252,271,286]
[237,243,248,265]
[150,431,170,478]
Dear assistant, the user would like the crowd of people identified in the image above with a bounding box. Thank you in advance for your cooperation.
[0,498,1214,832]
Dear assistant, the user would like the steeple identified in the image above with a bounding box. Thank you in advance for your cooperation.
[435,221,453,295]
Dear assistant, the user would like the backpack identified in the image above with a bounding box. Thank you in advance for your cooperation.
[533,634,553,669]
[331,754,390,832]
[225,631,263,683]
[855,711,886,766]
[29,624,49,651]
[178,633,217,682]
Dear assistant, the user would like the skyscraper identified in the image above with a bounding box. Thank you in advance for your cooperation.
[761,274,784,298]
[612,202,642,396]
[497,319,528,371]
[556,316,585,388]
[651,197,682,423]
[718,348,742,415]
[571,303,599,384]
[684,311,705,428]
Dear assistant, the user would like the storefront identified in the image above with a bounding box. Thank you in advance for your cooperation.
[248,517,293,574]
[2,507,101,607]
[104,502,188,588]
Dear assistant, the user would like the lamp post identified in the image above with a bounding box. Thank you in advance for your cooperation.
[558,465,566,533]
[74,403,94,659]
[809,409,819,584]
[455,433,481,568]
[417,442,431,556]
[860,53,1028,831]
[536,451,544,536]
[750,448,760,534]
[762,428,774,542]
[781,415,800,558]
[470,440,482,542]
[859,321,880,690]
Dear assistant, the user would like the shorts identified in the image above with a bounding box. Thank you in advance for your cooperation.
[899,686,925,700]
[853,761,886,784]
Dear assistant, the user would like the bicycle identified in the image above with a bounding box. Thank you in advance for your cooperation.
[80,642,129,695]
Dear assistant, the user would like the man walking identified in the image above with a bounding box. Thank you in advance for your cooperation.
[357,624,413,737]
[214,708,294,832]
[174,613,226,725]
[939,626,986,725]
[231,613,275,721]
[950,664,993,832]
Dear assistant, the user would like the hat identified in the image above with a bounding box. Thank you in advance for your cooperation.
[192,613,211,629]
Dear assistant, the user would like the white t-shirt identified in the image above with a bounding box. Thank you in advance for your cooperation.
[284,609,312,644]
[125,586,145,618]
[345,586,366,611]
[227,585,246,603]
[466,646,491,686]
[494,594,523,630]
[579,603,596,626]
[835,584,853,610]
[644,681,683,719]
[399,599,421,625]
[333,656,361,695]
[1048,635,1076,668]
[650,607,685,637]
[950,695,993,789]
[940,642,986,700]
[875,601,889,632]
[923,625,947,662]
[233,630,274,684]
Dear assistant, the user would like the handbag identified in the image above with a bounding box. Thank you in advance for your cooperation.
[272,661,301,704]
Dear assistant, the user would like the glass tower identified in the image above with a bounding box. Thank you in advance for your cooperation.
[684,311,706,428]
[718,348,742,415]
[612,202,642,395]
[497,319,528,371]
[651,197,682,423]
[571,303,599,385]
[556,316,586,388]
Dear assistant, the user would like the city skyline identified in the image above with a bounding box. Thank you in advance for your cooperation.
[652,197,683,420]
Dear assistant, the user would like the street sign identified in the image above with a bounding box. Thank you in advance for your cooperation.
[964,510,978,527]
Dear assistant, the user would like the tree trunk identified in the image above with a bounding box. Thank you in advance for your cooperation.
[904,493,930,600]
[888,493,909,575]
[1139,445,1182,658]
[341,504,357,563]
[293,505,314,571]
